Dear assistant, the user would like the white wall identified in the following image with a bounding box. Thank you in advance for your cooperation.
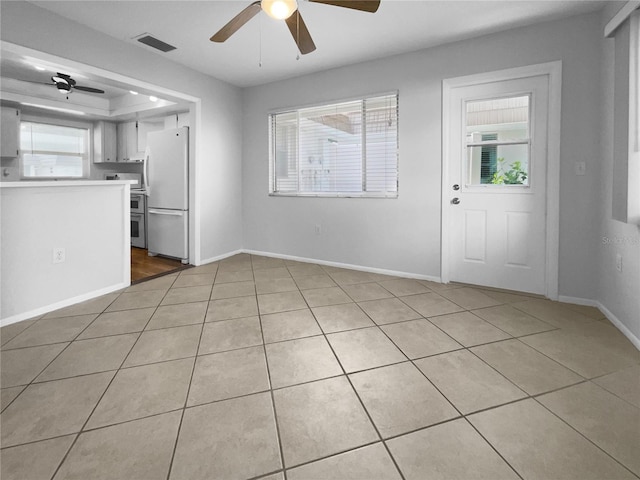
[598,3,640,340]
[243,13,603,297]
[1,183,129,323]
[0,1,244,264]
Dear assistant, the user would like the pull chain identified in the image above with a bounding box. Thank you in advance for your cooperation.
[259,13,263,67]
[296,10,300,61]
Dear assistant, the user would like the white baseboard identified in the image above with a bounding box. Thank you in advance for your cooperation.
[198,249,244,266]
[597,301,640,350]
[242,249,442,283]
[0,282,129,328]
[558,295,639,350]
[557,295,598,307]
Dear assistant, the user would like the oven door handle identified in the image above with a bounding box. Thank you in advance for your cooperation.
[148,209,184,216]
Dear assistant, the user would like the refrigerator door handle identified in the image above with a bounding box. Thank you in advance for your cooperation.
[143,146,151,196]
[148,209,184,216]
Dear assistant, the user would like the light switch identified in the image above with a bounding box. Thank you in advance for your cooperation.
[575,161,586,176]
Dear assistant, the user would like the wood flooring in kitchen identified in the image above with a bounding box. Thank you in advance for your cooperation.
[130,247,189,283]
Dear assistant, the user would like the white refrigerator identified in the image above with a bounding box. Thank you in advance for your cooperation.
[145,127,189,263]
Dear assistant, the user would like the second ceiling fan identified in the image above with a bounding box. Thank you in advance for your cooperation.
[210,0,380,55]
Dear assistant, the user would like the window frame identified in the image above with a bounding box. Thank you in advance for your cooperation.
[19,114,93,180]
[607,6,640,224]
[267,92,399,198]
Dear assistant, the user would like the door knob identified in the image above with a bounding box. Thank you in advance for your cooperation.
[453,184,460,190]
[451,197,460,205]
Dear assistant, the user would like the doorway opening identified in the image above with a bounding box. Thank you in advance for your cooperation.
[130,247,188,283]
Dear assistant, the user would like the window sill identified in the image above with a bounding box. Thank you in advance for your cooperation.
[269,192,398,199]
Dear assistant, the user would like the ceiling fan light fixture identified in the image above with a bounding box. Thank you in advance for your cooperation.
[56,83,71,94]
[51,75,68,85]
[261,0,297,20]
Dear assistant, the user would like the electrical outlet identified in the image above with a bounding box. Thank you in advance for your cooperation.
[53,247,65,264]
[616,253,622,272]
[315,224,321,235]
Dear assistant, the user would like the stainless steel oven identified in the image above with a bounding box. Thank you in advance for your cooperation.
[131,192,145,214]
[131,192,146,248]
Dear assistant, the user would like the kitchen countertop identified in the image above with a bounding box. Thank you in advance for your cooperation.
[0,180,137,188]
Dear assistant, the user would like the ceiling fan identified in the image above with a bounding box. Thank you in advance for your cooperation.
[49,73,105,95]
[30,72,105,95]
[210,0,381,55]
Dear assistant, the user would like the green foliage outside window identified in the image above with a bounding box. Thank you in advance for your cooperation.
[491,157,528,185]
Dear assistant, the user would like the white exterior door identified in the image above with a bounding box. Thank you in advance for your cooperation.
[446,75,549,294]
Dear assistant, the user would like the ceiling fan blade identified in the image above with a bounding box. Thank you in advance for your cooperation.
[309,0,380,13]
[18,80,56,86]
[210,1,262,42]
[285,10,316,55]
[74,85,105,94]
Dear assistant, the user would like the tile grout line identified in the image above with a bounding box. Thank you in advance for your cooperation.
[196,263,637,476]
[252,257,289,480]
[472,336,588,381]
[373,304,527,480]
[47,278,178,480]
[531,395,640,478]
[1,296,123,415]
[162,348,200,480]
[1,315,43,347]
[2,255,637,478]
[294,276,408,480]
[164,263,216,480]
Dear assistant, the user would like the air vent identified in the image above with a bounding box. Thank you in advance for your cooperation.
[135,34,176,52]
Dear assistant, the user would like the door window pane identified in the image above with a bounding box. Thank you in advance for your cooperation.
[465,96,530,186]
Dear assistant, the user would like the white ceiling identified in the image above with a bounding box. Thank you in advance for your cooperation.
[29,0,609,88]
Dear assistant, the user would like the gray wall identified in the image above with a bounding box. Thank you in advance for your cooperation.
[0,1,244,263]
[598,3,640,339]
[243,12,603,298]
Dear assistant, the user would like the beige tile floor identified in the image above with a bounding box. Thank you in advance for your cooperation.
[1,253,639,480]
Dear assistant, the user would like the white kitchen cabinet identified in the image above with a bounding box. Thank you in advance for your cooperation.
[117,121,141,162]
[163,112,190,129]
[117,121,163,162]
[136,120,164,155]
[93,121,117,163]
[1,107,21,158]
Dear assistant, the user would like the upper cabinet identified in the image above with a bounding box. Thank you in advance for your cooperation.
[137,121,162,154]
[164,112,190,129]
[117,120,164,162]
[93,121,117,163]
[117,121,140,162]
[1,107,21,158]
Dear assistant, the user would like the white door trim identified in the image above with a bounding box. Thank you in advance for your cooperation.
[441,61,562,300]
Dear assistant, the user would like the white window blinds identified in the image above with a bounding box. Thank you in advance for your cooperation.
[20,121,90,178]
[269,93,398,197]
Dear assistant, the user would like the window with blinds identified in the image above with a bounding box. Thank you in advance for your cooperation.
[20,121,90,178]
[269,93,398,197]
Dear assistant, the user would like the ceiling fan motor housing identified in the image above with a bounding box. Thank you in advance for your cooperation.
[261,0,298,19]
